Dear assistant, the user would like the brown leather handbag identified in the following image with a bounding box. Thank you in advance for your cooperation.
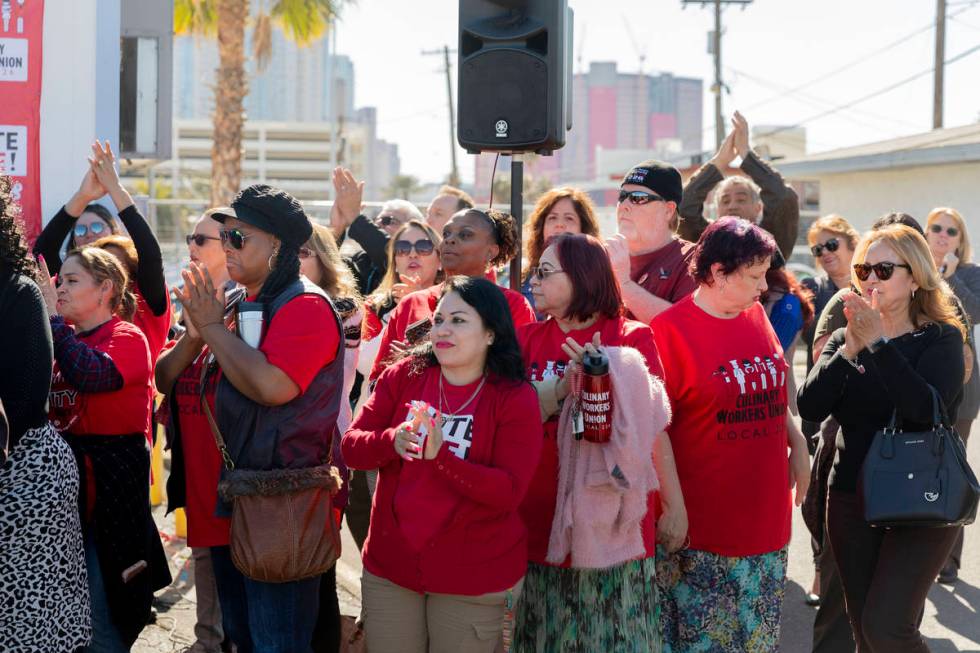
[201,374,342,583]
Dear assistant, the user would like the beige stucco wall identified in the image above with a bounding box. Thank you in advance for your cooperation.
[797,162,980,233]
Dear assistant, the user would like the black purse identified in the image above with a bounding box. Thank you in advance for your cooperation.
[860,386,979,528]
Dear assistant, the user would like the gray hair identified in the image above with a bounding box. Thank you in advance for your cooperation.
[381,199,424,221]
[714,176,761,205]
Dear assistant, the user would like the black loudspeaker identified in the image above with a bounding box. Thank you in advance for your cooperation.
[457,0,572,154]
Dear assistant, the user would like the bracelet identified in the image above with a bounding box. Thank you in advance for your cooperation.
[840,349,865,374]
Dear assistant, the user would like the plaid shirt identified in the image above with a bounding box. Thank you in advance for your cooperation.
[50,316,124,393]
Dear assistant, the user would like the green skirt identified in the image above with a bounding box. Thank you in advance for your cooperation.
[512,558,661,653]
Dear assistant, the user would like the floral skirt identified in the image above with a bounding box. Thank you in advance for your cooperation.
[656,545,787,653]
[512,558,661,653]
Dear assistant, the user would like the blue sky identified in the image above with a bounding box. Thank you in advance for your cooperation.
[335,0,980,183]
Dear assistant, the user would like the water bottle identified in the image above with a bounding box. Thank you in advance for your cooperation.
[581,350,613,443]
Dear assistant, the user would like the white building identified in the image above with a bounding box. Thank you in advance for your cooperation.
[777,124,980,232]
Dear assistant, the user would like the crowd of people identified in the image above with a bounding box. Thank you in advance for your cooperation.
[0,114,977,653]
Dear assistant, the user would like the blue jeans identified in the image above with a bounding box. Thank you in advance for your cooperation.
[82,533,128,653]
[210,545,320,653]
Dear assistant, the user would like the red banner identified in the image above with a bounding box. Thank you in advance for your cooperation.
[0,0,43,239]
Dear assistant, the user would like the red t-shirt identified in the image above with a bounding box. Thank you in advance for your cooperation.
[343,359,543,595]
[253,293,340,393]
[49,316,153,436]
[168,342,230,547]
[362,302,385,342]
[628,238,697,318]
[370,283,535,379]
[517,316,665,565]
[132,283,172,368]
[652,295,792,557]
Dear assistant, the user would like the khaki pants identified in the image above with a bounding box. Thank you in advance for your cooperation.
[361,569,523,653]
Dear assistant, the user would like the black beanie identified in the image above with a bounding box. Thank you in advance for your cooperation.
[621,160,683,205]
[214,184,313,245]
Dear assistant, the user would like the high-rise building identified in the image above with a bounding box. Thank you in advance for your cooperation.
[471,61,703,201]
[171,10,397,199]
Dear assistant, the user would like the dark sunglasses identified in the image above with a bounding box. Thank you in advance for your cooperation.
[219,228,250,250]
[853,261,912,282]
[929,224,960,238]
[618,190,666,205]
[298,246,315,259]
[810,238,840,257]
[377,215,402,227]
[393,239,435,257]
[185,233,221,247]
[529,266,566,281]
[74,222,108,239]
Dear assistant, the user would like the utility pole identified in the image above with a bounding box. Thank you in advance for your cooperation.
[422,46,460,187]
[681,0,754,150]
[934,0,946,129]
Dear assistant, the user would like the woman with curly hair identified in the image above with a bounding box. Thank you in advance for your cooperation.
[0,175,91,651]
[343,276,543,652]
[369,208,535,380]
[520,187,602,316]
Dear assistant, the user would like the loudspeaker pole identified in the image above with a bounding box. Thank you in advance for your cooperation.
[682,0,753,149]
[423,46,461,186]
[509,153,523,292]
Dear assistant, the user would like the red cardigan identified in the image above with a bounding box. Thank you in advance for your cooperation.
[342,358,543,595]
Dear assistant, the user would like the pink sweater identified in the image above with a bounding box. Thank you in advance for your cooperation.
[546,346,672,569]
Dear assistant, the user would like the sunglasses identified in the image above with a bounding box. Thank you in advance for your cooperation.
[185,233,221,247]
[530,266,566,281]
[219,228,251,250]
[929,224,960,238]
[853,261,912,282]
[298,246,315,259]
[618,190,665,205]
[811,238,840,257]
[377,215,403,227]
[74,222,108,239]
[393,239,435,257]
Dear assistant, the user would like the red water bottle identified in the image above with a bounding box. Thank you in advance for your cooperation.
[581,350,613,443]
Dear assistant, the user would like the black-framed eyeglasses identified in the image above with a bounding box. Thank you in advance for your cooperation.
[853,261,912,282]
[74,222,108,239]
[811,237,840,257]
[530,266,566,281]
[929,224,960,238]
[298,246,315,259]
[377,214,403,227]
[617,190,665,205]
[185,234,222,247]
[394,238,435,257]
[219,228,251,250]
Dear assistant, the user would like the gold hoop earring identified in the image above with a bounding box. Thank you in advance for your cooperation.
[268,252,277,271]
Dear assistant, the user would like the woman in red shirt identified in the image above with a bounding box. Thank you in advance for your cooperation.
[370,208,535,379]
[651,217,810,652]
[343,276,543,653]
[37,247,171,651]
[514,233,684,651]
[34,141,172,366]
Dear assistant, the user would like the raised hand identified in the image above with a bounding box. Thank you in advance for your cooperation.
[89,140,122,193]
[732,111,751,159]
[330,167,365,232]
[36,254,59,316]
[710,127,737,170]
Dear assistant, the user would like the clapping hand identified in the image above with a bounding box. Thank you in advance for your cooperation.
[330,167,365,233]
[179,263,226,336]
[88,140,123,194]
[731,111,751,159]
[36,255,59,316]
[842,290,884,357]
[710,127,737,170]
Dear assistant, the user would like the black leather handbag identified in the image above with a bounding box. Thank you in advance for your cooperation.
[860,387,979,528]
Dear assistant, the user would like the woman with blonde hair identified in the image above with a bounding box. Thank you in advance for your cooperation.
[799,224,966,652]
[520,187,602,316]
[298,222,364,653]
[924,207,980,583]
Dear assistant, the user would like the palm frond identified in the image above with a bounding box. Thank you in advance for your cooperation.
[174,0,219,36]
[270,0,342,46]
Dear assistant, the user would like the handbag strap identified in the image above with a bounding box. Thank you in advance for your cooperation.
[199,356,236,471]
[886,384,949,432]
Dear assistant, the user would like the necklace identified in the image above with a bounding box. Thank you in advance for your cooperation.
[438,371,487,420]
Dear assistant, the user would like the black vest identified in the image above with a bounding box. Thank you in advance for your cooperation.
[214,278,344,472]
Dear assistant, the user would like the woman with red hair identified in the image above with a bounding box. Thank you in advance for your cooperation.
[514,233,684,650]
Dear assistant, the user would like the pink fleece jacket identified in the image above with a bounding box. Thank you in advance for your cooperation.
[546,346,672,569]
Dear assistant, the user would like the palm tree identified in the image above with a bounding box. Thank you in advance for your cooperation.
[384,174,423,201]
[174,0,344,206]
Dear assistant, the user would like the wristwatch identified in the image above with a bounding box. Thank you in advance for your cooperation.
[868,336,889,354]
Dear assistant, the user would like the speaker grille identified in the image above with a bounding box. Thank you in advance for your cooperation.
[458,49,549,149]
